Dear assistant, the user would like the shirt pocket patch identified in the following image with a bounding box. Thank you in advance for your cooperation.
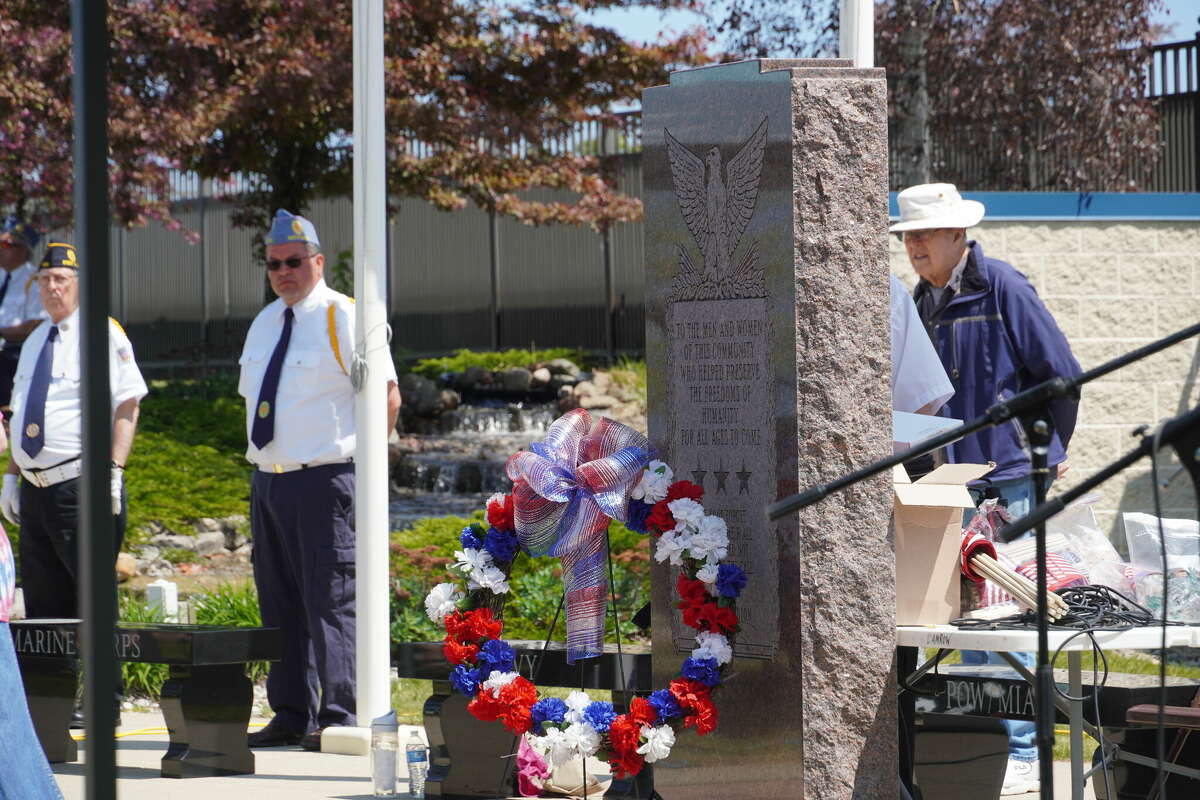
[237,346,270,398]
[281,348,322,393]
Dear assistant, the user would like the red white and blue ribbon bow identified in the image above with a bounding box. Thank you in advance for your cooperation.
[505,408,651,663]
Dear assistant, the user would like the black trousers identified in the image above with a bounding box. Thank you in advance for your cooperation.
[18,475,127,619]
[0,346,19,411]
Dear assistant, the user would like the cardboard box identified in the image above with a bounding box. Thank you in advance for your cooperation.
[894,462,994,625]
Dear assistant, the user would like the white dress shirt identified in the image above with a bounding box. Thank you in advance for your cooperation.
[238,280,397,467]
[0,262,47,348]
[891,274,954,414]
[9,309,149,470]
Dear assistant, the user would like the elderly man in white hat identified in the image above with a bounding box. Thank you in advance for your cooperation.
[892,183,1081,795]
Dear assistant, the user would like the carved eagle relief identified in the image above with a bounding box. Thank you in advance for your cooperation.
[665,116,768,301]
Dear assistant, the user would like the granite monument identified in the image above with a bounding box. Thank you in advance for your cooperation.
[644,59,895,798]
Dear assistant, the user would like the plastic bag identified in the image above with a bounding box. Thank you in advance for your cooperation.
[1122,513,1200,622]
[1046,495,1133,594]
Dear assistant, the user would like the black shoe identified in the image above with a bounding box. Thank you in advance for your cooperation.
[247,722,304,748]
[300,727,327,752]
[68,709,122,730]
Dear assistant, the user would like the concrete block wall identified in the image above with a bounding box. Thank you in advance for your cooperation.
[889,219,1200,547]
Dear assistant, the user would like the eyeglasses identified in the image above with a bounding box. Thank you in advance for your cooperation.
[36,274,75,287]
[266,255,313,271]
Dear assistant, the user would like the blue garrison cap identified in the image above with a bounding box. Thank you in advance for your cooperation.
[2,216,40,250]
[264,209,320,248]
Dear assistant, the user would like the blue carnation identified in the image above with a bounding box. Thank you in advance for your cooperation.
[582,701,617,733]
[716,563,747,598]
[530,697,567,727]
[625,500,653,534]
[483,526,520,563]
[449,665,481,697]
[648,689,682,721]
[460,526,482,550]
[476,638,516,673]
[680,656,721,687]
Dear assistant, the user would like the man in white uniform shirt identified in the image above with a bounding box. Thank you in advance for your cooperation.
[0,217,49,410]
[0,242,147,620]
[240,210,400,750]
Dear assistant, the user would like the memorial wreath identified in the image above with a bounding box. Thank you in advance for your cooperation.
[423,409,747,782]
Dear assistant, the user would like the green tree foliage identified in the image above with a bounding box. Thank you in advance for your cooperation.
[0,1,708,235]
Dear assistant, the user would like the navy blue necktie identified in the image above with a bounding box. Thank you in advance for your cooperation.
[0,272,11,309]
[250,308,294,449]
[22,325,58,457]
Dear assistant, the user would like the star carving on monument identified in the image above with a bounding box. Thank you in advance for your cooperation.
[713,462,729,494]
[737,462,752,494]
[691,466,707,488]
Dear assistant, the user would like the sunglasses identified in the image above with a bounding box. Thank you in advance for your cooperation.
[265,254,313,271]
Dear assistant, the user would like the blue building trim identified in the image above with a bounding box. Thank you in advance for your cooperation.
[887,192,1200,221]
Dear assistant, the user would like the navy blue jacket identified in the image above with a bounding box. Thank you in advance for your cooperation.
[912,241,1082,483]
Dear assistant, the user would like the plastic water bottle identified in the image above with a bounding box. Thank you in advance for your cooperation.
[371,711,399,798]
[405,729,428,798]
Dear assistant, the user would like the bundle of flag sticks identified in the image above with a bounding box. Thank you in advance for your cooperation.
[967,551,1070,622]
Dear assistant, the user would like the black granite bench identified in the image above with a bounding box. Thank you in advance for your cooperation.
[12,619,280,778]
[910,664,1200,726]
[394,639,652,800]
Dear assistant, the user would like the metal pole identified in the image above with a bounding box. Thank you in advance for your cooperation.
[489,210,500,350]
[838,0,875,68]
[352,0,390,728]
[72,1,117,798]
[600,125,615,362]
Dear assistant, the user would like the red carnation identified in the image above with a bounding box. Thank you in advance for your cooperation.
[607,714,641,753]
[669,678,718,735]
[468,689,503,722]
[645,500,675,535]
[497,677,537,735]
[675,574,708,609]
[460,608,504,641]
[666,480,704,503]
[486,493,515,531]
[683,601,739,634]
[609,747,645,779]
[442,637,479,665]
[627,696,658,727]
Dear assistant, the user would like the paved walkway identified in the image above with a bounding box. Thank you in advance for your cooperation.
[52,711,425,800]
[52,711,1094,799]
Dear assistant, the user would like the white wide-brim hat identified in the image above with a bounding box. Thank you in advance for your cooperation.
[889,183,985,232]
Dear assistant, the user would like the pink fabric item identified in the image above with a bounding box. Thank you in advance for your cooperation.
[516,735,550,797]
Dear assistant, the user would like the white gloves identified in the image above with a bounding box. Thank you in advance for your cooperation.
[111,465,124,516]
[1,474,19,526]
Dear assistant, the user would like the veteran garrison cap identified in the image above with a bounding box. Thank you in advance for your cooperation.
[1,215,40,250]
[264,209,320,248]
[39,242,79,270]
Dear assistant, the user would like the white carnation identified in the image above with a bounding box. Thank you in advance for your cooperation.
[563,690,592,725]
[470,564,511,594]
[637,723,675,763]
[654,528,690,566]
[632,460,674,503]
[424,582,463,623]
[562,722,601,758]
[454,547,492,575]
[688,515,729,562]
[693,631,733,666]
[667,498,705,530]
[481,670,518,697]
[695,561,720,596]
[535,726,574,766]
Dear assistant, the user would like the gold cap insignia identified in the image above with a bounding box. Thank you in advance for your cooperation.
[24,422,39,438]
[291,220,304,235]
[258,401,271,419]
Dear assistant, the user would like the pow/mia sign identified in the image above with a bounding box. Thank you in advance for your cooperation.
[258,401,271,419]
[24,422,39,438]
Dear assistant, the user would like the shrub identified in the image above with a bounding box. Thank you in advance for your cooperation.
[118,591,169,699]
[408,347,584,380]
[192,581,269,683]
[389,514,650,645]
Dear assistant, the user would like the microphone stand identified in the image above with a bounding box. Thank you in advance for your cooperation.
[766,320,1200,800]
